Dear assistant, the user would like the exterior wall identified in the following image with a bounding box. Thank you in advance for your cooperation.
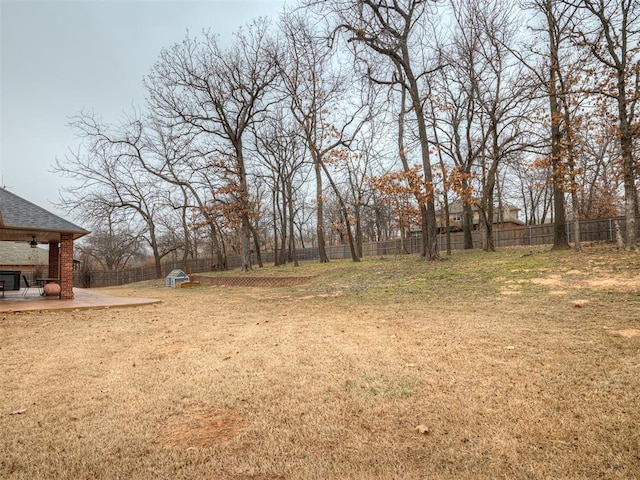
[49,241,60,279]
[493,222,525,231]
[59,233,74,299]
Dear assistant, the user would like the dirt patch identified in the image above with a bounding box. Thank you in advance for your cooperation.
[530,275,563,287]
[585,277,640,291]
[565,270,585,275]
[499,287,521,295]
[160,406,245,448]
[529,273,640,293]
[612,329,640,338]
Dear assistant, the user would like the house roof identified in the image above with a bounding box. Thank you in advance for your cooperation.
[0,187,89,243]
[447,199,521,214]
[0,242,49,266]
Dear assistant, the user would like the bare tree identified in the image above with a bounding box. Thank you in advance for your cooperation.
[436,4,493,249]
[139,120,229,271]
[539,0,573,249]
[459,0,533,251]
[253,110,308,266]
[344,125,383,258]
[145,19,280,271]
[278,10,366,262]
[568,0,639,250]
[575,121,624,218]
[516,0,584,250]
[318,0,443,259]
[508,157,554,224]
[76,206,144,271]
[55,112,181,277]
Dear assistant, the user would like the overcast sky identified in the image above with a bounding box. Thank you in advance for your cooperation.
[0,0,288,217]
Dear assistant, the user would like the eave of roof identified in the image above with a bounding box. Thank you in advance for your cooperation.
[0,188,89,241]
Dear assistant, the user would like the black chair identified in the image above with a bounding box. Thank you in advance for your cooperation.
[22,275,31,297]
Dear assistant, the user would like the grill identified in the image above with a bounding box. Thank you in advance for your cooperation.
[0,271,21,290]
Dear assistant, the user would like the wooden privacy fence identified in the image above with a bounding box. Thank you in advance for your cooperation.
[76,216,634,288]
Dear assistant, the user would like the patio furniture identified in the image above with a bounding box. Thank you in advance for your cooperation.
[21,275,33,297]
[0,270,21,291]
[36,278,58,296]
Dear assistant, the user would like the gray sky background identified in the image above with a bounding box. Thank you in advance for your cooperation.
[0,0,287,216]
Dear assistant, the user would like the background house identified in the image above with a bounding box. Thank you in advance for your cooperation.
[0,242,81,284]
[0,242,49,283]
[437,199,525,232]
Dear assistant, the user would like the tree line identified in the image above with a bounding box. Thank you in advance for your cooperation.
[55,0,640,274]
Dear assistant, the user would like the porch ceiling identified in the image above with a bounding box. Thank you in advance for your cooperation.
[0,227,87,245]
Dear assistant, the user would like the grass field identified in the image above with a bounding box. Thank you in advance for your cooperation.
[1,244,639,479]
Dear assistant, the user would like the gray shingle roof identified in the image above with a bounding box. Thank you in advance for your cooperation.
[0,188,88,235]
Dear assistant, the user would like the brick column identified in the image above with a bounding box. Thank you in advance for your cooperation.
[48,241,60,279]
[59,233,74,300]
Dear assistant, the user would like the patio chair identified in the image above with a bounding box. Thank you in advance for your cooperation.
[22,275,34,297]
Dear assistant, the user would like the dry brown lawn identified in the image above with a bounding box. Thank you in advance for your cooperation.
[1,244,640,479]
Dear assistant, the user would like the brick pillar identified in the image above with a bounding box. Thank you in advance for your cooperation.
[59,233,74,300]
[48,241,60,279]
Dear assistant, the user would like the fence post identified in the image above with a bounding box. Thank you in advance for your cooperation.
[609,218,614,242]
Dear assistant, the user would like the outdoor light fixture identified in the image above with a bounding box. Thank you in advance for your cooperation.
[30,236,37,248]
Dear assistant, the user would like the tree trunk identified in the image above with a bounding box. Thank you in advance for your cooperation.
[320,162,360,262]
[279,176,288,265]
[547,2,569,251]
[286,178,299,267]
[251,223,263,268]
[355,202,363,259]
[617,76,638,251]
[236,142,252,272]
[240,215,252,272]
[397,82,431,258]
[481,133,500,252]
[272,188,281,266]
[443,196,451,256]
[406,73,439,260]
[462,197,474,249]
[314,152,330,263]
[209,222,225,271]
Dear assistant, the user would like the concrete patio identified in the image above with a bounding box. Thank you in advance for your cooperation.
[0,288,161,313]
